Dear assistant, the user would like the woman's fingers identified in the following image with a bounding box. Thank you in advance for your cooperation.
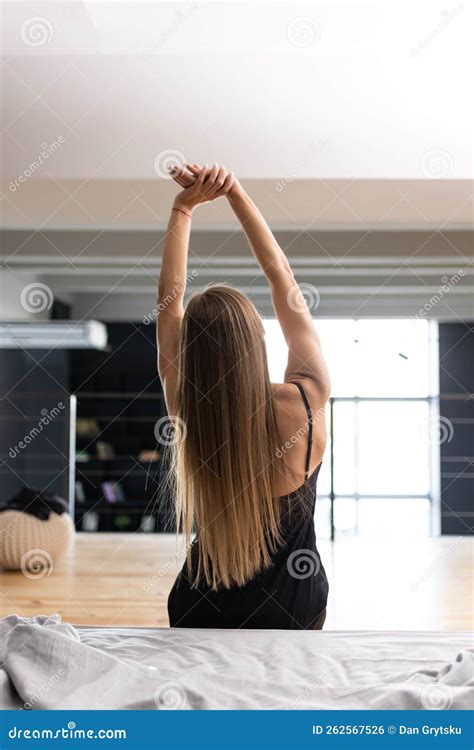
[187,163,202,176]
[201,163,220,195]
[214,170,234,197]
[176,161,234,204]
[189,164,209,186]
[186,161,231,191]
[168,164,192,187]
[209,165,228,196]
[182,167,198,185]
[191,165,210,197]
[167,164,180,181]
[176,174,192,188]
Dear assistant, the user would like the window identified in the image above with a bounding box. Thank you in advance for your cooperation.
[264,319,437,538]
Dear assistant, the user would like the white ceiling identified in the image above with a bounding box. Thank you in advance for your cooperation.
[1,1,472,321]
[1,0,472,187]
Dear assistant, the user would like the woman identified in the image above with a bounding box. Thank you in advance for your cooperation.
[157,163,330,629]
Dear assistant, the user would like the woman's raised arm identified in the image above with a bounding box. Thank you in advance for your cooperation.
[157,165,234,411]
[226,182,331,405]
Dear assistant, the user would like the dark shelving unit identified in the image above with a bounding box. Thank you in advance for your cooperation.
[72,391,173,533]
[70,323,174,533]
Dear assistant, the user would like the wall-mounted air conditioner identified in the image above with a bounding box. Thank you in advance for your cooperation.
[0,321,108,349]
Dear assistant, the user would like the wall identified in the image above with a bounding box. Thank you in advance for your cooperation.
[439,322,474,535]
[0,348,70,502]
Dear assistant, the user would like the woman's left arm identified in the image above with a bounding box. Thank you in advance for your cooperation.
[157,165,234,412]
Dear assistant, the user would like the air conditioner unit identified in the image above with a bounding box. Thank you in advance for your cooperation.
[0,321,108,349]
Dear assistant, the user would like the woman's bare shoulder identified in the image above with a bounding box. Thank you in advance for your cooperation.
[270,382,310,446]
[270,381,301,404]
[270,380,327,484]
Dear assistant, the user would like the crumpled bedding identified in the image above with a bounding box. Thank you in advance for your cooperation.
[0,614,472,710]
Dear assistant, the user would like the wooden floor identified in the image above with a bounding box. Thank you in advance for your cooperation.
[0,534,472,630]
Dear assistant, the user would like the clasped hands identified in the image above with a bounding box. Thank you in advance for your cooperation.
[168,162,240,213]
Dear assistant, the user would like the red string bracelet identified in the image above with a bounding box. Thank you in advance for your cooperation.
[172,207,193,219]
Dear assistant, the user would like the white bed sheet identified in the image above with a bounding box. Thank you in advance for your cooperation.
[1,616,472,710]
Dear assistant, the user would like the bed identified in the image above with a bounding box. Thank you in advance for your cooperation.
[0,615,472,710]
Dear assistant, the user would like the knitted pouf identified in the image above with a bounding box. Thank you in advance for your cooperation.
[0,510,75,575]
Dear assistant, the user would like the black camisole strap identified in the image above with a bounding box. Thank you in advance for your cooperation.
[291,381,313,482]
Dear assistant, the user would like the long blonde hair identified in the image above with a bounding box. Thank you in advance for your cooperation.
[172,284,282,590]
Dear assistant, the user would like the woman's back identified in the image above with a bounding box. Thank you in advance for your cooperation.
[270,381,327,496]
[167,381,329,630]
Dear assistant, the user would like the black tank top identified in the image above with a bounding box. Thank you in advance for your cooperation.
[168,382,328,629]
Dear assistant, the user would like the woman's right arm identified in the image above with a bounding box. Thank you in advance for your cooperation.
[157,165,233,412]
[227,183,331,405]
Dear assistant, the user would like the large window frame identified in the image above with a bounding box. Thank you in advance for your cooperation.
[264,318,440,540]
[325,394,439,540]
